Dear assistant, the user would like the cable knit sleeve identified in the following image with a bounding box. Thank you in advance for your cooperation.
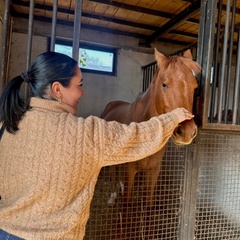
[100,112,179,167]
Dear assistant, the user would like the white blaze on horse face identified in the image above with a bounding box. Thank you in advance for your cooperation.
[192,69,196,77]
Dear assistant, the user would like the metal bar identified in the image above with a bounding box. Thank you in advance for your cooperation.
[142,69,146,92]
[142,62,157,92]
[224,0,236,123]
[180,143,200,240]
[0,0,10,92]
[150,65,153,87]
[72,0,83,61]
[147,68,150,91]
[217,0,231,123]
[142,61,157,69]
[26,0,35,70]
[24,0,35,99]
[50,0,58,51]
[232,28,240,124]
[210,0,223,123]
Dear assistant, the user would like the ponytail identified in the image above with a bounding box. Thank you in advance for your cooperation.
[0,75,28,139]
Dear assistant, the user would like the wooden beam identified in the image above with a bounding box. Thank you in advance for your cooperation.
[87,0,200,25]
[144,0,201,45]
[87,0,173,18]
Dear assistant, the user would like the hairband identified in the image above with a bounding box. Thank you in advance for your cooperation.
[21,72,30,83]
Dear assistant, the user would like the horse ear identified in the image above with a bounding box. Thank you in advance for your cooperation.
[183,49,192,59]
[154,48,166,65]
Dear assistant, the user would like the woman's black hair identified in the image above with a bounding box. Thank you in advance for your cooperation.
[0,51,78,140]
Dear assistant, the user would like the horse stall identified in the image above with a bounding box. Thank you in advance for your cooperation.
[1,0,240,240]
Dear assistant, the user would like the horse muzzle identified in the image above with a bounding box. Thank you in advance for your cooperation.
[172,120,198,145]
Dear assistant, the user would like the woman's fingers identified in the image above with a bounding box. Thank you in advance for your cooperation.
[171,108,194,123]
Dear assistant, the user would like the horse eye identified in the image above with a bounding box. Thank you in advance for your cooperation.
[162,83,169,89]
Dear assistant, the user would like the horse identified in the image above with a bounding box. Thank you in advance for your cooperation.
[101,48,201,206]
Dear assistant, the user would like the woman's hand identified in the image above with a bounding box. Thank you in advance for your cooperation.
[170,108,194,123]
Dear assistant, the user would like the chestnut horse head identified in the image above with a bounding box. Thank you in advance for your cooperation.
[150,48,201,145]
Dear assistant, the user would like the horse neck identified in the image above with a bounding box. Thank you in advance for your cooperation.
[132,83,159,121]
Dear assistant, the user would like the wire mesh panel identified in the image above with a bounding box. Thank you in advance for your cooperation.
[195,132,240,239]
[84,139,186,240]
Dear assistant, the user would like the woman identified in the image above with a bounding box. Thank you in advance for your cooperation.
[0,51,194,240]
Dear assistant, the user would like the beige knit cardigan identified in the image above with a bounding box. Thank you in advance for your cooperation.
[0,97,179,240]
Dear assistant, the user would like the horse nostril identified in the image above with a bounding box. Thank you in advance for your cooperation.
[175,125,183,136]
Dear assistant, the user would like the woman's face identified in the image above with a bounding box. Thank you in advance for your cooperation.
[60,67,85,111]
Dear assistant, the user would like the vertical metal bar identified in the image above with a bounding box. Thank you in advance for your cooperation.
[150,65,153,87]
[143,67,146,92]
[0,0,10,92]
[144,68,148,91]
[24,0,35,99]
[142,68,146,92]
[224,0,236,123]
[196,0,206,73]
[147,67,150,91]
[210,0,223,122]
[50,0,58,52]
[180,142,200,240]
[26,0,35,70]
[232,28,240,124]
[217,0,231,123]
[72,0,83,61]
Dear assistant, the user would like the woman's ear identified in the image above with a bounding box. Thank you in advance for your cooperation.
[51,82,62,98]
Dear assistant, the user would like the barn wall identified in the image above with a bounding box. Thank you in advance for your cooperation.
[8,33,48,79]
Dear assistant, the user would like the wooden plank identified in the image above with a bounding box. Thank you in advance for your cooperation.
[89,18,100,26]
[103,5,119,17]
[106,21,120,30]
[175,22,197,32]
[82,1,98,13]
[137,0,157,8]
[114,8,131,20]
[151,0,187,13]
[94,2,108,15]
[58,0,72,8]
[126,11,143,23]
[35,0,45,4]
[138,14,166,26]
[81,16,90,25]
[97,19,109,28]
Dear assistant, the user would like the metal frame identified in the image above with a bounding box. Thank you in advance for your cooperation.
[197,0,240,130]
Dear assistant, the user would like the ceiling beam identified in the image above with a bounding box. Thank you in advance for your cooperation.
[169,30,198,39]
[143,0,201,46]
[87,0,199,25]
[87,0,173,18]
